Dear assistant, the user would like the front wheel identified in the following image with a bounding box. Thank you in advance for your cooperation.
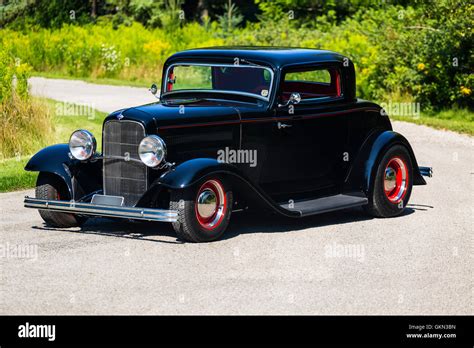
[35,172,87,228]
[364,145,413,218]
[170,178,233,242]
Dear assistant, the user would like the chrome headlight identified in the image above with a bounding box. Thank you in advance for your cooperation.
[69,130,96,160]
[138,135,166,167]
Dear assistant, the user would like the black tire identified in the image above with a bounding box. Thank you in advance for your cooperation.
[170,177,233,242]
[35,173,87,228]
[364,145,413,218]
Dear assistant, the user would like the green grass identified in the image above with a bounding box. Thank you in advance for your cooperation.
[391,109,474,136]
[45,99,106,148]
[0,156,37,192]
[32,71,155,88]
[0,98,107,192]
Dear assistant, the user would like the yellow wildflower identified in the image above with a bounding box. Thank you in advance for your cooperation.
[417,63,425,71]
[460,86,471,96]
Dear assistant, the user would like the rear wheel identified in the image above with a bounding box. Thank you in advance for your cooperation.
[35,173,87,227]
[170,177,233,242]
[364,145,413,218]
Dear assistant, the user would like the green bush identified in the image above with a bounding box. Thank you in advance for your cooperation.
[353,1,472,110]
[0,21,224,82]
[0,1,470,110]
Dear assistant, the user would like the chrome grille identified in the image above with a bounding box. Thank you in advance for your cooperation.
[103,120,147,206]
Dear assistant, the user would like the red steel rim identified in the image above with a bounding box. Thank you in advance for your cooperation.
[384,157,409,204]
[195,179,227,230]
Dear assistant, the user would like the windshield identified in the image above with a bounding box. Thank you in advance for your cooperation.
[163,64,273,100]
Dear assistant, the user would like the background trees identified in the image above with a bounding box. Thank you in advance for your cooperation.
[0,0,471,110]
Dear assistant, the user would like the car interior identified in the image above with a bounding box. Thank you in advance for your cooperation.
[280,67,341,101]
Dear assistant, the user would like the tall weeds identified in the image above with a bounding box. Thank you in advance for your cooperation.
[0,49,53,160]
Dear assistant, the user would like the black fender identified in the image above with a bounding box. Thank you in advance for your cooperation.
[157,158,245,189]
[344,130,426,195]
[24,144,102,199]
[138,158,299,217]
[25,144,75,196]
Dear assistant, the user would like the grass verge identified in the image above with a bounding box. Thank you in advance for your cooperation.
[0,156,37,192]
[0,98,107,192]
[391,109,473,136]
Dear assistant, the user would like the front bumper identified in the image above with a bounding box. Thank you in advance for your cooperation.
[24,196,178,222]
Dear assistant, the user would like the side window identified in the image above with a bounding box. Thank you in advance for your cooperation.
[281,67,341,102]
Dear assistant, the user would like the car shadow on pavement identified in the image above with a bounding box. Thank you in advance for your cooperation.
[221,206,417,241]
[31,205,425,243]
[32,218,182,244]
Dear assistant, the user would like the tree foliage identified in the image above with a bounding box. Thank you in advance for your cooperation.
[0,0,471,109]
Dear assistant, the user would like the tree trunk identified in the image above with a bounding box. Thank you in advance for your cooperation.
[91,0,97,18]
[198,0,208,20]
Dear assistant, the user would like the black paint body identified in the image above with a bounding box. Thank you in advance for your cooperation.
[25,48,426,215]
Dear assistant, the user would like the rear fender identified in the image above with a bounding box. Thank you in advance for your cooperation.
[344,131,426,194]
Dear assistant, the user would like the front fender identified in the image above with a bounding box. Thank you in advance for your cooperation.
[152,158,299,217]
[25,144,75,195]
[25,144,102,199]
[344,130,426,194]
[157,158,244,189]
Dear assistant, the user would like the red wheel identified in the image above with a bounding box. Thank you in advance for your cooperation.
[170,177,233,242]
[364,145,413,218]
[194,179,227,230]
[383,157,409,204]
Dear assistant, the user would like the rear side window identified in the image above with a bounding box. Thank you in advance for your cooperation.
[281,67,341,102]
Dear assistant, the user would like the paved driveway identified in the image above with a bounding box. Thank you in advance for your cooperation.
[0,77,471,314]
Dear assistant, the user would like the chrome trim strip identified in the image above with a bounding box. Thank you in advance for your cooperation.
[163,62,274,101]
[24,197,178,222]
[95,155,144,164]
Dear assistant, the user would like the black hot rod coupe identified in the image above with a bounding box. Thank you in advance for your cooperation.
[24,48,432,242]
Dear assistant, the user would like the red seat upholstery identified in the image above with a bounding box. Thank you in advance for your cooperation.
[281,68,341,101]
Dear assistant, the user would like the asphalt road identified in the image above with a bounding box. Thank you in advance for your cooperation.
[0,77,472,314]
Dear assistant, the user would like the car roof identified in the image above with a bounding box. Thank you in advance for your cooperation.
[165,47,348,68]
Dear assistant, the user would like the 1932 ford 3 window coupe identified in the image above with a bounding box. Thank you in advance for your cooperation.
[24,48,432,242]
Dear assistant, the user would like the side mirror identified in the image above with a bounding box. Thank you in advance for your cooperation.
[289,92,301,104]
[149,83,159,100]
[278,92,301,108]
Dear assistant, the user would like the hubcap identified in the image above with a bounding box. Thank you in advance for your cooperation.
[197,189,217,218]
[384,167,397,192]
[195,180,226,230]
[384,157,408,204]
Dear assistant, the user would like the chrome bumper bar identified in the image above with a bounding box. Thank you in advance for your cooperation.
[24,196,178,222]
[419,166,433,178]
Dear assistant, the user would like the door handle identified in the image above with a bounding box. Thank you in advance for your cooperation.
[277,122,292,129]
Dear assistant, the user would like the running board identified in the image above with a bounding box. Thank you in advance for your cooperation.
[279,194,368,217]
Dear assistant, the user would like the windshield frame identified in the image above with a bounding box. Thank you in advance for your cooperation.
[162,62,275,102]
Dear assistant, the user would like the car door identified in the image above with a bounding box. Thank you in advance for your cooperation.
[259,64,350,199]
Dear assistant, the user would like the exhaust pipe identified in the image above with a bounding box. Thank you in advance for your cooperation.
[419,166,433,177]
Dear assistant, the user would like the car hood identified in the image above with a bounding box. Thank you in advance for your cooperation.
[105,101,242,132]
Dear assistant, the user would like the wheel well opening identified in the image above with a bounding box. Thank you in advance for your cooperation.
[36,172,71,200]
